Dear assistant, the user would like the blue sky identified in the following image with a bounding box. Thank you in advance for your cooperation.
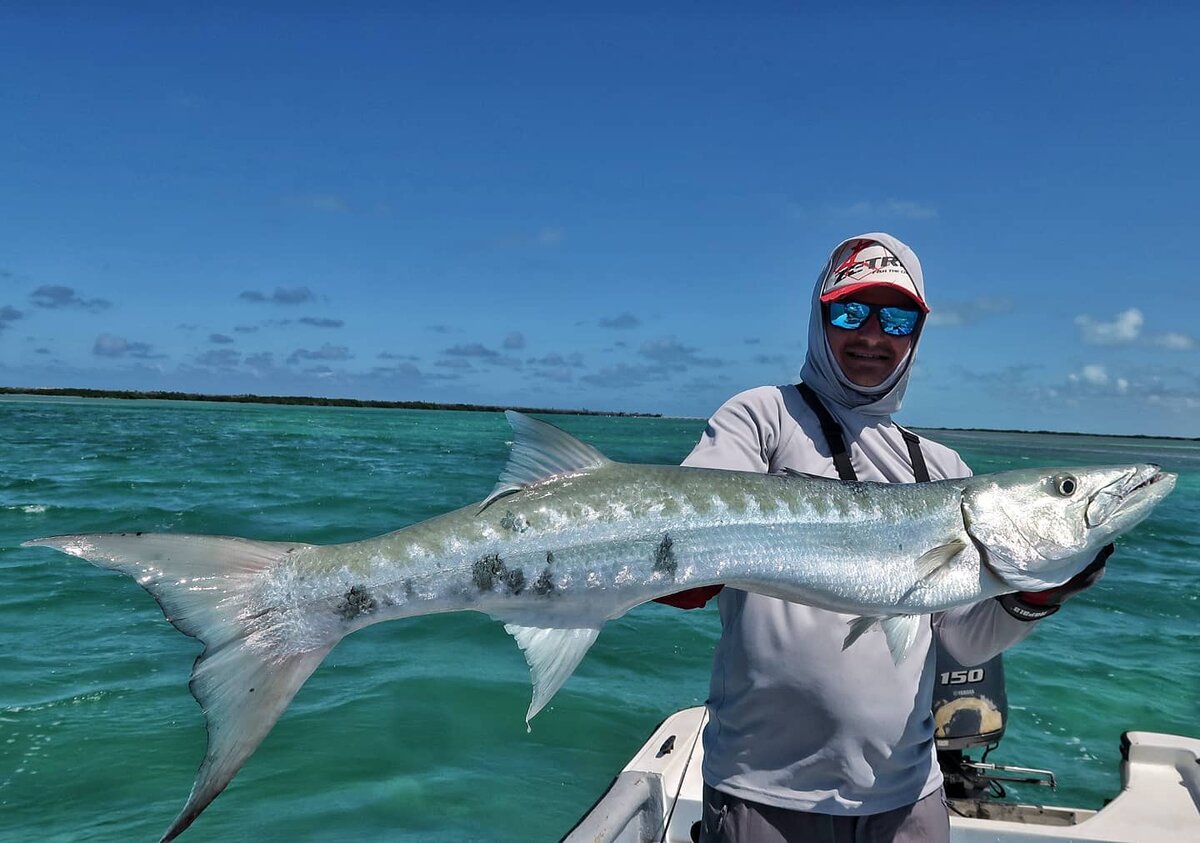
[2,3,1197,436]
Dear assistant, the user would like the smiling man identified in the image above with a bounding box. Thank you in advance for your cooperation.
[656,234,1107,842]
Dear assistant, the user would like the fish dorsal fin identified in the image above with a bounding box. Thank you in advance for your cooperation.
[481,411,611,511]
[503,622,602,726]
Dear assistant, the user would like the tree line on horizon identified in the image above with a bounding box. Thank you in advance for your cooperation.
[0,386,660,418]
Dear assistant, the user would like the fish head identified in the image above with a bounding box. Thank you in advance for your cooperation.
[961,464,1175,591]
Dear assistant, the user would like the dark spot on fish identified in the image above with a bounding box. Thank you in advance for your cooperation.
[533,568,555,595]
[287,547,295,553]
[473,553,507,591]
[654,534,677,578]
[336,584,377,619]
[500,510,529,533]
[249,688,255,693]
[534,551,556,596]
[135,531,144,537]
[504,568,526,595]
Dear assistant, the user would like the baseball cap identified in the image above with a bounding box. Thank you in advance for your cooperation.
[819,239,929,313]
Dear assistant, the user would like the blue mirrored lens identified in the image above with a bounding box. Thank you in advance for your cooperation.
[829,301,869,329]
[879,307,919,336]
[827,301,919,336]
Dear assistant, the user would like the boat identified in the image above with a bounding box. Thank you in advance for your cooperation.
[564,708,1199,842]
[564,651,1200,842]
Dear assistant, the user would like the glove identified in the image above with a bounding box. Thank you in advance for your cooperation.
[654,585,723,610]
[998,543,1112,621]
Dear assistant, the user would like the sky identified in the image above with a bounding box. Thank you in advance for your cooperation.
[1,3,1197,436]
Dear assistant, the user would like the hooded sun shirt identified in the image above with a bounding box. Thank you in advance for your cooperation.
[800,232,926,415]
[682,233,1036,815]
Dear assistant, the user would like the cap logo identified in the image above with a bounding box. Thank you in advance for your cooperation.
[833,254,903,282]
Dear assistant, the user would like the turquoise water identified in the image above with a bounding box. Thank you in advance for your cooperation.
[1,396,1196,841]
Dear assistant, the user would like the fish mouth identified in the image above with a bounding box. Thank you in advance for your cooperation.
[1086,464,1176,528]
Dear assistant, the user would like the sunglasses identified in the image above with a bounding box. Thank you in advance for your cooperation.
[827,301,921,337]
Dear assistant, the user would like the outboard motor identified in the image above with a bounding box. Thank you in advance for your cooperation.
[933,649,1007,752]
[933,646,1055,802]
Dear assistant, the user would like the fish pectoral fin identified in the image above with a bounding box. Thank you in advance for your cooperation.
[480,411,611,512]
[843,614,923,665]
[914,539,967,586]
[502,622,602,727]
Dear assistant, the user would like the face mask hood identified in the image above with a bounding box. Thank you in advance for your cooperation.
[798,232,927,416]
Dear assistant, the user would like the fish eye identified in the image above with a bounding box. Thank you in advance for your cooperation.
[1053,475,1078,497]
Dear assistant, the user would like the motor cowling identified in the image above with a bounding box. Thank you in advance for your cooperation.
[932,647,1007,750]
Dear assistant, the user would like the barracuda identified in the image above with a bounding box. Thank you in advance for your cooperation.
[24,412,1175,841]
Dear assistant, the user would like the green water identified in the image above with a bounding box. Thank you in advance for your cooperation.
[1,397,1196,841]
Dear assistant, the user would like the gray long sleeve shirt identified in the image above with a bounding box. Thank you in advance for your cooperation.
[684,385,1036,815]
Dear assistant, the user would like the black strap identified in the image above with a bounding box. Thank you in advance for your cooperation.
[795,384,930,484]
[796,383,857,482]
[898,426,931,483]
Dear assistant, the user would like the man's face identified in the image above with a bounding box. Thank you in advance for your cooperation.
[824,285,920,388]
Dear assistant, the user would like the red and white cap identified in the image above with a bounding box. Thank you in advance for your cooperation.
[818,239,929,313]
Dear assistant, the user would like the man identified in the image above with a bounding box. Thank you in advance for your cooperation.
[658,233,1106,842]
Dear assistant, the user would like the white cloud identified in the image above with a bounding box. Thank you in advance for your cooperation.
[1080,364,1109,386]
[93,333,162,359]
[196,349,241,369]
[1074,308,1143,345]
[1065,365,1134,397]
[31,285,111,312]
[1153,332,1197,351]
[286,343,351,365]
[926,297,1012,327]
[638,337,721,370]
[581,362,669,389]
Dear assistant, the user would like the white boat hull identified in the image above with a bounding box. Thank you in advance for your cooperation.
[565,707,1200,843]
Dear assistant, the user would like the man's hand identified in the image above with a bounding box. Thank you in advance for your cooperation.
[998,544,1113,621]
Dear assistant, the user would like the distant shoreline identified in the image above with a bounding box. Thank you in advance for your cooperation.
[2,387,1195,440]
[916,425,1198,443]
[0,387,660,418]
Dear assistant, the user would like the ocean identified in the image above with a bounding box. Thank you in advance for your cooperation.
[1,396,1196,842]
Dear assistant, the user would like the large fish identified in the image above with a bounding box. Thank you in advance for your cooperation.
[25,412,1175,841]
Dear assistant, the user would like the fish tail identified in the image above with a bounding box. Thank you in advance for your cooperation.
[23,533,333,842]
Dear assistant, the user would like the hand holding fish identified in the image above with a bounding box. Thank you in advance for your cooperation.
[999,543,1113,621]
